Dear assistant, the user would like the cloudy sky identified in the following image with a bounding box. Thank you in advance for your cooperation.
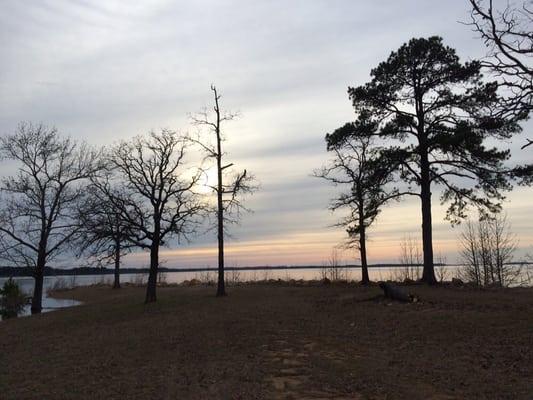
[1,0,531,268]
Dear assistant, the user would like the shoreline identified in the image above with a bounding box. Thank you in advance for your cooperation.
[0,263,467,278]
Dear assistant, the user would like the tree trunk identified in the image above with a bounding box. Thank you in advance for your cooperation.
[31,271,44,314]
[420,168,436,284]
[215,90,226,297]
[216,188,225,297]
[359,225,370,285]
[31,252,46,314]
[216,174,226,296]
[416,91,436,285]
[145,242,159,303]
[113,240,121,289]
[217,155,226,296]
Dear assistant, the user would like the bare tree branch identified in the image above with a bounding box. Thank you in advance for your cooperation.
[0,122,103,313]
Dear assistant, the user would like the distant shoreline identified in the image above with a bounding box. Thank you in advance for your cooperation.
[0,263,488,278]
[2,262,530,278]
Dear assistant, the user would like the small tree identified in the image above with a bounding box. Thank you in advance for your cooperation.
[396,235,423,282]
[0,278,28,319]
[316,119,405,284]
[459,213,519,286]
[75,176,135,289]
[0,123,102,313]
[435,252,449,283]
[319,249,347,282]
[190,86,257,297]
[344,36,525,284]
[110,129,204,303]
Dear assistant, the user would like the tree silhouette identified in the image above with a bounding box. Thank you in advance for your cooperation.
[468,0,532,149]
[75,175,135,289]
[316,112,409,284]
[190,86,257,297]
[468,1,532,113]
[459,212,519,287]
[0,123,102,313]
[110,129,205,303]
[344,36,525,284]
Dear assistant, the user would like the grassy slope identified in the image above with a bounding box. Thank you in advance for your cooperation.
[0,283,532,400]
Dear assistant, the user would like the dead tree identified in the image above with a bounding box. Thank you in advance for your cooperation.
[190,85,257,297]
[110,129,205,303]
[0,123,102,313]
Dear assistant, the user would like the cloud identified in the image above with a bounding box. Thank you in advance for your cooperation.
[1,0,531,268]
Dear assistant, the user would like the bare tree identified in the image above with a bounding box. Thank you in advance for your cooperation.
[319,248,348,282]
[522,251,533,285]
[395,235,423,282]
[468,0,532,146]
[435,252,449,283]
[459,212,519,286]
[75,175,135,289]
[110,129,205,303]
[460,221,483,285]
[190,85,257,297]
[0,123,103,313]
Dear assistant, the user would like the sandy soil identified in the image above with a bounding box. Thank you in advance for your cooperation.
[0,282,532,399]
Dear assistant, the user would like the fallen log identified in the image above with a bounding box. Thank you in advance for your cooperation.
[378,282,419,303]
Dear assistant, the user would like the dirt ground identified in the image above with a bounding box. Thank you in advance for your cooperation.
[0,282,532,400]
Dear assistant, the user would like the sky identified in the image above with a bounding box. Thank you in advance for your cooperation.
[0,0,531,268]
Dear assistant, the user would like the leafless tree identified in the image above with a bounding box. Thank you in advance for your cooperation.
[459,213,519,286]
[395,235,423,282]
[190,85,257,297]
[0,123,103,313]
[435,252,449,283]
[521,251,533,285]
[110,129,205,303]
[468,0,532,146]
[319,249,348,282]
[75,174,135,289]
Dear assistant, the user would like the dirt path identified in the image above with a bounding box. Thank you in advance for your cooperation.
[263,338,361,400]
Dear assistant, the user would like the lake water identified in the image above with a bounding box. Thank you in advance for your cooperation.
[1,264,531,319]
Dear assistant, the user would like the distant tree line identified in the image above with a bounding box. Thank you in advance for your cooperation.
[0,87,256,313]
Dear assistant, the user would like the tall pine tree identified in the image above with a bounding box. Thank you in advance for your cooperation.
[342,36,524,283]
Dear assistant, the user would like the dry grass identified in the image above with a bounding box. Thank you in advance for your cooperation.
[1,283,532,400]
